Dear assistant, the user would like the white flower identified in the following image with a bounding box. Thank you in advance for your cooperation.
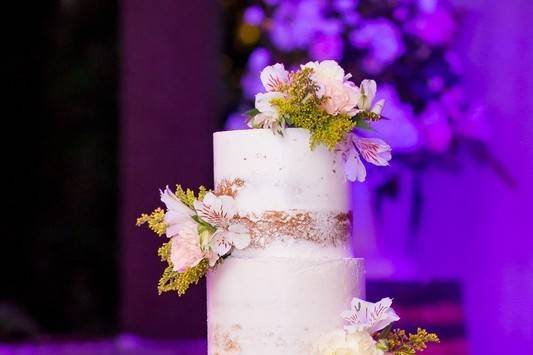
[250,91,286,135]
[303,60,347,85]
[260,63,289,92]
[302,60,361,116]
[341,297,400,334]
[193,192,251,257]
[315,329,384,355]
[337,134,392,182]
[194,192,237,228]
[211,223,251,256]
[371,99,385,115]
[160,186,196,238]
[357,80,384,115]
[354,136,392,167]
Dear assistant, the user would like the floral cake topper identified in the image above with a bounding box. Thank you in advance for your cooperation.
[137,183,250,295]
[246,60,392,182]
[316,297,439,355]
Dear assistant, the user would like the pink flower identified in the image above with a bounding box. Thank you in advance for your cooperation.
[322,81,361,116]
[260,63,289,92]
[337,133,392,182]
[354,136,392,167]
[337,135,366,182]
[302,60,361,116]
[169,223,204,272]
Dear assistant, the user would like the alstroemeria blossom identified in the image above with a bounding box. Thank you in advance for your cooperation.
[315,329,384,355]
[358,79,377,111]
[357,79,386,116]
[193,192,251,257]
[160,186,196,238]
[260,63,289,92]
[354,136,392,167]
[338,137,367,182]
[211,223,251,256]
[337,134,392,182]
[194,192,237,228]
[251,91,286,135]
[341,297,400,334]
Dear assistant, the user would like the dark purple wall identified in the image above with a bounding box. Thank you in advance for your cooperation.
[120,0,219,338]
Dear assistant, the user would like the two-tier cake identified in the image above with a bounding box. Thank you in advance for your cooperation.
[208,128,364,354]
[137,60,439,355]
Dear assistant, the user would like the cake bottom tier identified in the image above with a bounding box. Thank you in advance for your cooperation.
[207,256,365,355]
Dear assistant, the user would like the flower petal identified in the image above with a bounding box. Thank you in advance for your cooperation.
[255,91,284,113]
[260,63,289,92]
[354,136,392,167]
[344,147,367,182]
[211,231,232,256]
[371,99,385,115]
[227,225,251,250]
[342,297,400,334]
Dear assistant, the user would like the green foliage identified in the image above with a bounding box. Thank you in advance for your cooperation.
[271,68,356,150]
[377,328,440,355]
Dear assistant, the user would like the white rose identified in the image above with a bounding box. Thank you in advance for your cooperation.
[315,330,384,355]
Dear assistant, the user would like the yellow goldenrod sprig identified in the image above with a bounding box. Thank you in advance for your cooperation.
[157,242,210,296]
[175,184,208,209]
[378,328,440,355]
[272,68,356,150]
[136,207,166,236]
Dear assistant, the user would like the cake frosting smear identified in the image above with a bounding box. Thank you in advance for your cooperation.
[137,60,439,355]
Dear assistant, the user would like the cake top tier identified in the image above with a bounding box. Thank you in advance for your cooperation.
[214,128,352,258]
[214,128,349,214]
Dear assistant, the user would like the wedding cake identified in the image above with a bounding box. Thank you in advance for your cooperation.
[137,60,439,355]
[208,128,364,354]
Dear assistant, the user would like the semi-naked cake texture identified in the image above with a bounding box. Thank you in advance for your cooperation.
[208,128,365,355]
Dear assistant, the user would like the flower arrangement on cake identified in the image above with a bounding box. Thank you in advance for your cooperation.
[137,184,250,295]
[247,60,391,182]
[137,60,438,354]
[315,297,439,355]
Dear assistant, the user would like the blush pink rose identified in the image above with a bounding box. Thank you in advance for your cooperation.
[322,81,360,116]
[170,223,204,272]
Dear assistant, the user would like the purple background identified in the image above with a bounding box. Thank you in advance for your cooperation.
[117,0,532,353]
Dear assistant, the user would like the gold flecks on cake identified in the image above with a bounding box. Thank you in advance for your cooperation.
[214,178,245,197]
[234,210,351,248]
[211,324,242,354]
